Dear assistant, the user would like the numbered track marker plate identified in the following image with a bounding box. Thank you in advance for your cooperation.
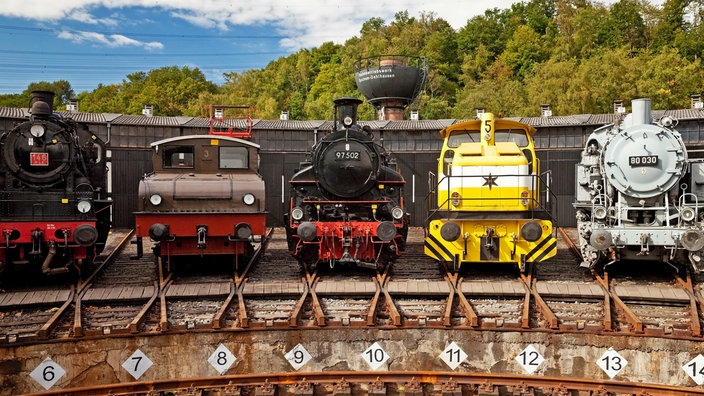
[208,343,237,375]
[683,354,704,385]
[362,342,389,370]
[285,343,312,370]
[440,341,467,370]
[516,345,544,374]
[597,348,627,379]
[122,349,153,380]
[30,357,66,390]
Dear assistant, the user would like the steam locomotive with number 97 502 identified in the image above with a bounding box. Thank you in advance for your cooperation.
[285,97,408,271]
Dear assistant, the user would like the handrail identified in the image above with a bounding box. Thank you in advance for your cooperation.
[425,171,557,226]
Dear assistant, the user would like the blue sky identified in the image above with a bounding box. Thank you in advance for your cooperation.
[0,0,661,95]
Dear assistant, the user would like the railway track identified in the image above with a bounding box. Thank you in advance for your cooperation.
[2,227,704,395]
[1,227,702,345]
[30,370,704,396]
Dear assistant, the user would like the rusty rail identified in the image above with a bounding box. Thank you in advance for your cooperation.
[32,370,704,396]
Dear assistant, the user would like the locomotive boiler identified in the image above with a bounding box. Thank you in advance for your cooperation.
[285,97,408,270]
[0,91,111,278]
[425,112,556,272]
[574,98,704,273]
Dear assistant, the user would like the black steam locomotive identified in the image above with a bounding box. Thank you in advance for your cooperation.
[285,97,408,270]
[0,91,111,278]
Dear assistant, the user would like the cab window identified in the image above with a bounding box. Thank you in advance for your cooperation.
[163,146,194,168]
[495,129,529,147]
[220,146,248,169]
[447,130,480,147]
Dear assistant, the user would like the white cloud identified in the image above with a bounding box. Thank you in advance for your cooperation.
[1,0,521,51]
[2,0,669,52]
[170,11,228,31]
[57,30,163,50]
[65,8,118,26]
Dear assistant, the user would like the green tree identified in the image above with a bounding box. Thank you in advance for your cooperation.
[453,59,529,118]
[457,8,512,60]
[0,80,74,109]
[76,84,122,113]
[652,0,690,49]
[101,66,218,116]
[500,25,550,79]
[524,58,579,115]
[602,0,647,50]
[553,1,611,58]
[304,63,359,119]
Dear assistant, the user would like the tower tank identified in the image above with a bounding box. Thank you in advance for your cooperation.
[354,55,427,120]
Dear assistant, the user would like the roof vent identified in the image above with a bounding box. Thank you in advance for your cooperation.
[66,98,78,112]
[540,104,552,117]
[280,110,289,120]
[692,94,703,109]
[142,104,154,117]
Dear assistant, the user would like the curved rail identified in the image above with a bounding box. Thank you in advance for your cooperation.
[33,371,704,396]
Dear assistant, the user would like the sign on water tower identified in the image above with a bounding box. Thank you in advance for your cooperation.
[354,55,427,120]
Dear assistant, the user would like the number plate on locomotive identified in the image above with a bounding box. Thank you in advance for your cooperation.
[629,155,657,167]
[335,151,360,160]
[30,152,49,166]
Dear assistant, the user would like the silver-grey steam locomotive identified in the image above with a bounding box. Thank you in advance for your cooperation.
[574,98,704,273]
[285,97,408,270]
[0,91,111,278]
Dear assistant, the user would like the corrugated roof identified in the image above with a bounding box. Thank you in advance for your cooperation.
[0,107,28,119]
[58,112,106,123]
[254,119,328,130]
[109,114,186,126]
[377,119,455,130]
[586,113,620,125]
[2,106,704,130]
[519,115,588,127]
[665,108,704,120]
[182,117,211,127]
[360,120,390,130]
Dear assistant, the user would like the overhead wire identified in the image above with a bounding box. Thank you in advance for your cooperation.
[0,24,291,93]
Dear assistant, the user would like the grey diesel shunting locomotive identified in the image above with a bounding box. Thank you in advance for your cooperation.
[574,98,704,272]
[0,91,111,278]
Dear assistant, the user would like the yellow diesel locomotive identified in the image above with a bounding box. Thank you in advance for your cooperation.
[425,112,556,272]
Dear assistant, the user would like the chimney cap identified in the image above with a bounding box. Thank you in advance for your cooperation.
[540,104,552,117]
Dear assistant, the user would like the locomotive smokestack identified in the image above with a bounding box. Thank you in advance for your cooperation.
[29,90,55,117]
[333,97,363,130]
[631,98,652,125]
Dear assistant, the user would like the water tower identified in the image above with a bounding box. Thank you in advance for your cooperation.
[354,55,427,121]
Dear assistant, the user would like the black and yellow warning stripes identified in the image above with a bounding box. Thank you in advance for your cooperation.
[524,232,557,263]
[424,221,557,268]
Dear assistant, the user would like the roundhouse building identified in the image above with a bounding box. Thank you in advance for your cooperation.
[2,103,704,229]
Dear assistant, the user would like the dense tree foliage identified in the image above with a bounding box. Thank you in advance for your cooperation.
[0,80,74,109]
[2,0,704,118]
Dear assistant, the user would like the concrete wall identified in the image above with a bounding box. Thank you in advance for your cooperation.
[1,329,700,394]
